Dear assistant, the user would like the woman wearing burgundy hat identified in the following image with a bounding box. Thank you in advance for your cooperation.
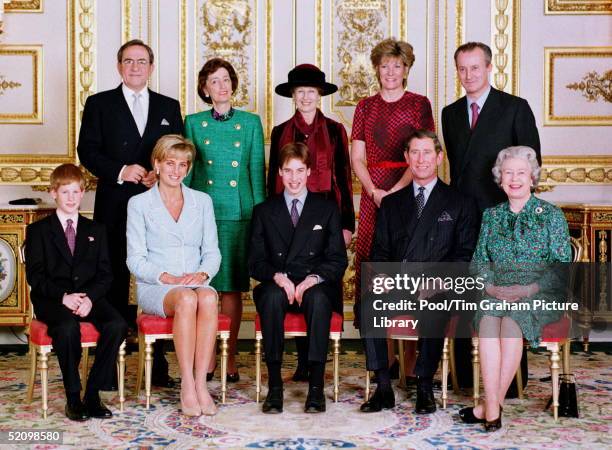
[269,64,355,381]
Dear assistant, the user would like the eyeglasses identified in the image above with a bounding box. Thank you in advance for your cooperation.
[121,59,150,66]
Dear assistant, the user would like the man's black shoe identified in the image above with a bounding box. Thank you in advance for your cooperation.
[304,386,326,413]
[85,397,113,419]
[292,365,309,382]
[151,374,177,388]
[360,387,395,413]
[65,400,89,421]
[262,386,284,414]
[415,384,436,414]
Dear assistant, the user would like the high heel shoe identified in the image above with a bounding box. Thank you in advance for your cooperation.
[484,406,503,432]
[201,402,217,416]
[458,406,486,424]
[206,363,217,382]
[180,392,201,417]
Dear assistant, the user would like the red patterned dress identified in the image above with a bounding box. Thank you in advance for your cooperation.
[351,91,435,320]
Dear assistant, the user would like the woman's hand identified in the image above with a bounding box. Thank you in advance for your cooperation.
[342,229,353,248]
[182,272,208,285]
[372,188,388,208]
[486,283,539,302]
[159,272,186,285]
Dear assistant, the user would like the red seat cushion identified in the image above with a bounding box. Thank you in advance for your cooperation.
[255,312,343,333]
[541,316,571,343]
[29,319,99,346]
[137,313,231,335]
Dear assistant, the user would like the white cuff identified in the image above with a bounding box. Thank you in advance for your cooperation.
[117,165,127,185]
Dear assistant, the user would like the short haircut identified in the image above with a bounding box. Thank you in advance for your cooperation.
[370,38,415,87]
[150,134,196,171]
[454,42,492,66]
[49,163,86,191]
[197,58,239,104]
[492,146,541,190]
[117,39,154,64]
[278,142,311,169]
[405,129,443,154]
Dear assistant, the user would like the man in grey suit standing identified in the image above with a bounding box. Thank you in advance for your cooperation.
[441,41,540,391]
[78,39,183,386]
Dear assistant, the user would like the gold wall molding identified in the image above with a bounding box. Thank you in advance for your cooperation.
[120,0,130,43]
[5,0,42,12]
[566,70,612,103]
[544,47,612,126]
[545,0,612,15]
[454,0,464,100]
[540,156,612,185]
[0,45,42,124]
[490,0,519,95]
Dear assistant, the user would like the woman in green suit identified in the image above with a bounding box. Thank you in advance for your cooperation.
[184,58,265,380]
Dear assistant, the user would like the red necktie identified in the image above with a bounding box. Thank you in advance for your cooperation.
[65,218,76,255]
[470,102,480,130]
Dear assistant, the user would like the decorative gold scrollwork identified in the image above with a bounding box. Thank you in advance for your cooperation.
[0,74,21,94]
[567,70,612,103]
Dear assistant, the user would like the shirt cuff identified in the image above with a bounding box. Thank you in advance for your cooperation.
[117,165,127,184]
[308,274,323,284]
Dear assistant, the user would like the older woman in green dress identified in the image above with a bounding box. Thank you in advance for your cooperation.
[184,58,265,380]
[460,146,571,431]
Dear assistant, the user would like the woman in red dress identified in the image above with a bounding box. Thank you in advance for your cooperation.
[351,38,435,375]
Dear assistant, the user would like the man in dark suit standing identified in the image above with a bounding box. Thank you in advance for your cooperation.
[359,130,478,414]
[441,41,540,390]
[249,142,348,414]
[77,39,183,386]
[25,164,128,421]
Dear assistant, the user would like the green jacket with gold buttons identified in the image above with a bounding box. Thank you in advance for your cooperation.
[184,109,266,221]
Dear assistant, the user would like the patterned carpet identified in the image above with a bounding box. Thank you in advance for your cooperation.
[0,346,610,449]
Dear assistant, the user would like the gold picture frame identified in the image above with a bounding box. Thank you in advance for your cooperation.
[545,0,612,15]
[0,45,43,124]
[544,47,612,126]
[5,0,43,12]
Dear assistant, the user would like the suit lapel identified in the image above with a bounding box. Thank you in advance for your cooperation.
[270,195,294,248]
[404,181,449,259]
[286,193,317,263]
[50,215,73,265]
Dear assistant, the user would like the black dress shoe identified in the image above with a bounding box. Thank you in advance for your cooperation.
[458,406,486,424]
[85,397,113,419]
[292,365,309,382]
[226,372,240,383]
[262,386,283,414]
[304,386,326,413]
[65,400,89,421]
[206,371,214,382]
[152,374,178,388]
[415,385,436,414]
[360,387,395,413]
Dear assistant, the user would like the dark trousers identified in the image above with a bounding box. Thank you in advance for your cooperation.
[33,299,128,395]
[105,222,134,327]
[253,281,334,365]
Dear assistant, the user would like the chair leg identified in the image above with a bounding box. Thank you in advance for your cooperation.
[135,332,145,395]
[472,337,479,407]
[333,338,340,402]
[220,336,228,404]
[144,340,153,409]
[118,341,126,412]
[26,343,37,403]
[39,350,49,419]
[442,337,449,409]
[365,370,370,401]
[81,347,89,392]
[397,339,406,389]
[449,338,460,393]
[563,340,571,375]
[515,366,525,400]
[550,344,561,421]
[255,337,262,403]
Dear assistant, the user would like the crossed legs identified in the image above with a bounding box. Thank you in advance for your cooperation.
[164,287,218,415]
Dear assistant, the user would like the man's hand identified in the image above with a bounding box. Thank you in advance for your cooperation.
[295,276,318,306]
[342,229,353,248]
[74,296,93,317]
[141,170,157,188]
[121,164,147,183]
[273,272,295,304]
[62,292,86,311]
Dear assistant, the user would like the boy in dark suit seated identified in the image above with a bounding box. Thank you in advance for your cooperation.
[25,164,128,421]
[248,142,348,414]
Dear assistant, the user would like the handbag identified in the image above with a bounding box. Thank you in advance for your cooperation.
[545,373,579,418]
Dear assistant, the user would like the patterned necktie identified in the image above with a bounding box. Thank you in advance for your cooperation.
[290,198,300,227]
[132,93,146,136]
[415,186,426,219]
[65,218,76,255]
[470,102,480,130]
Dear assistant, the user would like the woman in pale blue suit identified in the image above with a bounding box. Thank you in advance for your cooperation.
[127,135,221,417]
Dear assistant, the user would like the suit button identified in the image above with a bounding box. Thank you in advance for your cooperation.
[231,160,239,167]
[208,160,213,165]
[74,276,79,281]
[309,251,314,256]
[234,141,240,148]
[287,271,292,276]
[204,139,210,145]
[208,180,213,185]
[234,123,241,130]
[229,180,237,187]
[278,252,282,256]
[201,121,208,127]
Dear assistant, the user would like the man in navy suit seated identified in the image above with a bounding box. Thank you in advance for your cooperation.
[249,142,348,414]
[25,164,128,421]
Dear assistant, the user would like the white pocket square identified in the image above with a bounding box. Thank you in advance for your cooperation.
[161,118,170,126]
[438,211,453,222]
[313,224,323,231]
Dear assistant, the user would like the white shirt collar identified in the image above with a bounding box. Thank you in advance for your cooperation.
[413,178,438,205]
[284,189,308,209]
[56,211,79,232]
[468,85,491,111]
